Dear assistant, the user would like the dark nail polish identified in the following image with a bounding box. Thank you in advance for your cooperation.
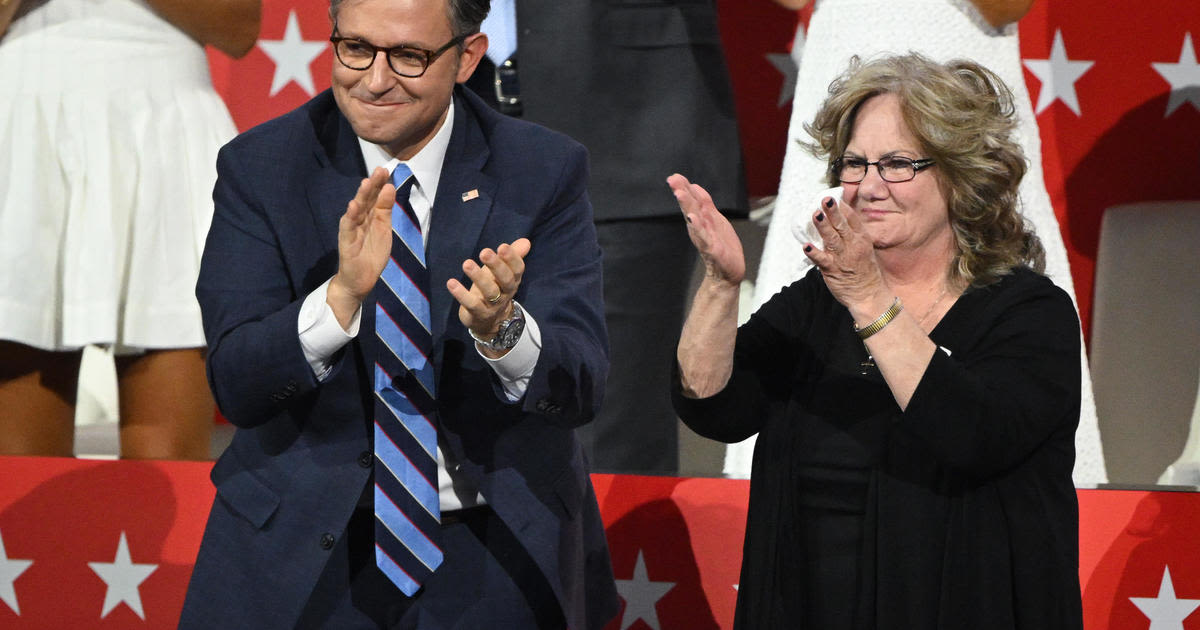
[816,212,825,222]
[824,198,835,209]
[804,245,812,253]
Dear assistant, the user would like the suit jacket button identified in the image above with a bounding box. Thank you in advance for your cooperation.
[320,533,335,550]
[358,451,373,468]
[536,399,551,412]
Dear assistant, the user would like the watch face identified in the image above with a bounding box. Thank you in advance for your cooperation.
[495,317,525,350]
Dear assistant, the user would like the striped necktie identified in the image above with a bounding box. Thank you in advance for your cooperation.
[372,163,442,595]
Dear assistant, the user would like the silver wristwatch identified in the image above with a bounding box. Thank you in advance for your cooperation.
[470,301,526,352]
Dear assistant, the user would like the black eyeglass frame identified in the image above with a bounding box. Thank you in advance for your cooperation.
[329,31,469,78]
[832,156,937,184]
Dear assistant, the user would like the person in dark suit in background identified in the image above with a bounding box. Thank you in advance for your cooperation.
[179,0,617,627]
[466,0,748,474]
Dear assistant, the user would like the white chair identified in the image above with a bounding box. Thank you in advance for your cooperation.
[1090,201,1200,485]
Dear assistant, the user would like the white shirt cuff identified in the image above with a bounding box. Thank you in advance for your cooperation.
[477,300,541,401]
[299,278,360,381]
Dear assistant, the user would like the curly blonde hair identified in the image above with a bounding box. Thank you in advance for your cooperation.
[803,52,1044,287]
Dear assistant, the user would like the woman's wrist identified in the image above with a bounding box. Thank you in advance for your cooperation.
[699,272,742,297]
[848,291,897,329]
[855,297,903,340]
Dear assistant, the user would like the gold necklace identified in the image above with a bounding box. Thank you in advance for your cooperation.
[916,286,950,329]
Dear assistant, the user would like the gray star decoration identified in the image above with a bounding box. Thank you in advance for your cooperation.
[1129,566,1200,630]
[0,530,34,616]
[88,531,158,620]
[1152,33,1200,117]
[767,52,799,108]
[258,10,329,97]
[615,550,676,630]
[1023,29,1095,116]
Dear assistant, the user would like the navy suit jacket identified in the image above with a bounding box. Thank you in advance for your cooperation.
[180,86,618,630]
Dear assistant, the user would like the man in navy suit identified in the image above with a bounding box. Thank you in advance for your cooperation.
[179,0,617,627]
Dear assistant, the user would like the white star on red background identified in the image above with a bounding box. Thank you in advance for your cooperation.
[1152,33,1200,117]
[615,550,676,630]
[766,52,799,107]
[1129,566,1200,630]
[1024,29,1095,116]
[259,10,329,97]
[88,532,158,620]
[0,530,33,616]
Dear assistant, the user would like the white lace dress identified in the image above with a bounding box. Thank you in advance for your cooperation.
[732,0,1107,484]
[0,0,235,352]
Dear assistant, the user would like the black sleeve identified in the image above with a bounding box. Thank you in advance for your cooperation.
[901,276,1081,478]
[672,275,820,443]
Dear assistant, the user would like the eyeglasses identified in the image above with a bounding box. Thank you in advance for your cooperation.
[329,32,468,78]
[833,156,936,183]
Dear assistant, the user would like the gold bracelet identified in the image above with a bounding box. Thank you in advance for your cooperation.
[855,297,903,340]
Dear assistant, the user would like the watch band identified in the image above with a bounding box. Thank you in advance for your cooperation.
[470,301,525,351]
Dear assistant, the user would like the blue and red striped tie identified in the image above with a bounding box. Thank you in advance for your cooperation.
[372,163,442,595]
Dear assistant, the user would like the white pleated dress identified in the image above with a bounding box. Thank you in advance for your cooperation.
[733,0,1108,484]
[0,0,235,352]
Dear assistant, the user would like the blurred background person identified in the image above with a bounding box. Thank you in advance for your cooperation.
[671,54,1083,628]
[0,0,260,458]
[464,0,747,475]
[737,0,1106,485]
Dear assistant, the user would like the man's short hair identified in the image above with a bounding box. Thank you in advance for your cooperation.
[329,0,490,38]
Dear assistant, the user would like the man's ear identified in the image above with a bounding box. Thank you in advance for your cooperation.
[455,32,488,83]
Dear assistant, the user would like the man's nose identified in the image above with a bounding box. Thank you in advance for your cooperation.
[364,52,396,91]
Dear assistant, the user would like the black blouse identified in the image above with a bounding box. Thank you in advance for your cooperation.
[673,266,1084,629]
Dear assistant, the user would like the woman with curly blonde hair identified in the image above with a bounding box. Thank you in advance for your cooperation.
[804,53,1044,289]
[740,0,1105,489]
[671,53,1083,628]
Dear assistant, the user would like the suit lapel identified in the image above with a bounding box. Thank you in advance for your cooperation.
[427,93,498,358]
[307,101,368,257]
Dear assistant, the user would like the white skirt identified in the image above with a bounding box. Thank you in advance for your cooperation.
[0,0,236,351]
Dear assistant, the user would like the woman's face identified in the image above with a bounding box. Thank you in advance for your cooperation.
[841,93,954,255]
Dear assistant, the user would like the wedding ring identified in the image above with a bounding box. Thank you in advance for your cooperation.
[487,292,502,304]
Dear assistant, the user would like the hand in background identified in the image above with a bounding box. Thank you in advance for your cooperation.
[969,0,1035,28]
[145,0,262,58]
[2,0,24,38]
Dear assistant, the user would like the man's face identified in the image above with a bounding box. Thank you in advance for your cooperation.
[331,0,485,160]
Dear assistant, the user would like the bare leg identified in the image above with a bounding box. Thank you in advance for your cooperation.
[0,341,80,456]
[115,347,213,460]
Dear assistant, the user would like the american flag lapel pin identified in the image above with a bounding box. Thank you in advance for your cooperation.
[461,189,480,202]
